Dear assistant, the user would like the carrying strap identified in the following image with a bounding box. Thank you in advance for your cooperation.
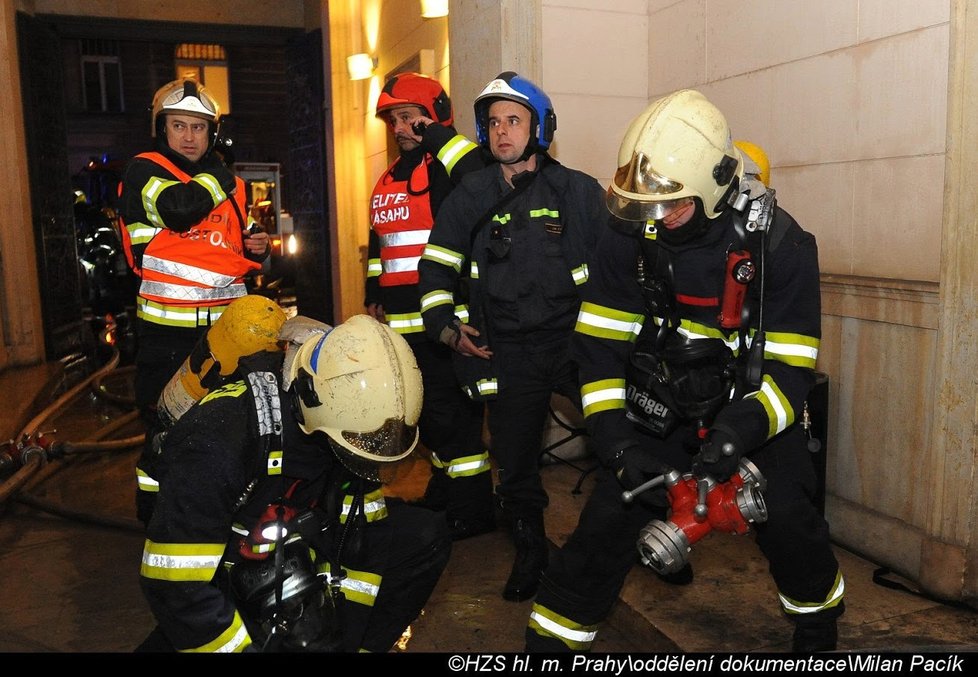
[467,154,551,248]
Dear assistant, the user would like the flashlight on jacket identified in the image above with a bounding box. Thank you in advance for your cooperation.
[717,250,755,329]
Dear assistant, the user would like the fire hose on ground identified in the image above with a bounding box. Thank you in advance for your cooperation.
[0,347,145,531]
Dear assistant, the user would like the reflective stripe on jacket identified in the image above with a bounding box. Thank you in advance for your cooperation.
[120,152,259,317]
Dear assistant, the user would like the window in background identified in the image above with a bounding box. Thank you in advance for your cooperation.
[175,43,231,114]
[81,39,124,112]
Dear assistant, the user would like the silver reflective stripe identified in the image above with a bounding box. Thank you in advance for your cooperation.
[528,609,597,645]
[143,255,238,287]
[141,279,247,302]
[388,315,425,332]
[382,256,421,273]
[379,230,430,247]
[142,550,222,572]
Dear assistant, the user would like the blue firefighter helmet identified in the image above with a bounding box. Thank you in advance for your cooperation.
[474,71,557,150]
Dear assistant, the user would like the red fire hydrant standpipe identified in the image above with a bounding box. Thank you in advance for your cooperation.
[622,459,768,575]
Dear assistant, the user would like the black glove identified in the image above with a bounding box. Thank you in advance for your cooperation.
[692,426,743,482]
[611,444,671,507]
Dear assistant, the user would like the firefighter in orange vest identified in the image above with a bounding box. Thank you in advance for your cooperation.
[119,79,269,523]
[365,73,497,541]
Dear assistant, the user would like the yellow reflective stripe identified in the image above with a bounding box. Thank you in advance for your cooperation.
[462,378,499,398]
[437,134,479,173]
[527,602,597,651]
[142,177,181,228]
[367,258,382,278]
[421,244,464,272]
[445,451,491,478]
[575,302,644,342]
[379,230,430,247]
[136,299,229,327]
[320,565,382,607]
[529,208,559,218]
[746,374,794,438]
[267,450,283,475]
[454,305,470,322]
[136,467,159,492]
[470,261,479,279]
[581,379,626,417]
[182,611,252,653]
[340,491,388,523]
[192,172,226,206]
[492,213,511,225]
[668,318,740,352]
[761,331,819,369]
[571,264,589,285]
[199,381,248,405]
[387,312,425,334]
[126,221,161,245]
[141,540,225,581]
[780,571,845,615]
[420,289,454,312]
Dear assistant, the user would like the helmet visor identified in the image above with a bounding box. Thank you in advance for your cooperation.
[607,151,689,221]
[341,417,419,463]
[607,186,694,223]
[330,419,419,483]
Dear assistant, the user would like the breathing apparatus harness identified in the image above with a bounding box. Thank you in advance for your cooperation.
[223,362,374,652]
[627,183,781,438]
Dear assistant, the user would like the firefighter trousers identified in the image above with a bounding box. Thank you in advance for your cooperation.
[486,338,580,521]
[411,339,494,522]
[526,425,843,651]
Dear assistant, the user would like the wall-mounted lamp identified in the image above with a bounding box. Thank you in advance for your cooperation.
[347,53,378,81]
[420,0,448,19]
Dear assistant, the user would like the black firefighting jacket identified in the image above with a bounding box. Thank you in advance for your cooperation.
[364,124,488,345]
[418,155,607,348]
[573,204,820,466]
[138,351,387,652]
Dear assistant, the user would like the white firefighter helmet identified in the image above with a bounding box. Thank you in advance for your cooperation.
[287,314,423,483]
[608,89,743,221]
[151,79,221,138]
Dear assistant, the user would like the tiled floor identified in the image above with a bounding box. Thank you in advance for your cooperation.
[2,360,976,654]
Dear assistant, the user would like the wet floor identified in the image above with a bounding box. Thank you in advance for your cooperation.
[2,358,977,655]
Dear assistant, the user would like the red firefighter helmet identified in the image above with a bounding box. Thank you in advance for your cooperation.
[375,72,453,126]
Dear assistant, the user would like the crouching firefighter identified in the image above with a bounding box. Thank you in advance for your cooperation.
[137,314,451,652]
[524,89,845,654]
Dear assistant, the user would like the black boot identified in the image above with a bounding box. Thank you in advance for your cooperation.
[503,513,548,602]
[792,618,838,652]
[446,470,496,541]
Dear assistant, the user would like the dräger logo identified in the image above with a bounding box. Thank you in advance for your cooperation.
[626,384,670,418]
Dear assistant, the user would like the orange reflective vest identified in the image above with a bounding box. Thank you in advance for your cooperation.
[369,157,434,287]
[119,152,260,320]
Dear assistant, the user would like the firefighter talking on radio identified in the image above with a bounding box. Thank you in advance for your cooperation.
[365,73,495,541]
[523,90,845,653]
[137,314,451,653]
[118,79,270,523]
